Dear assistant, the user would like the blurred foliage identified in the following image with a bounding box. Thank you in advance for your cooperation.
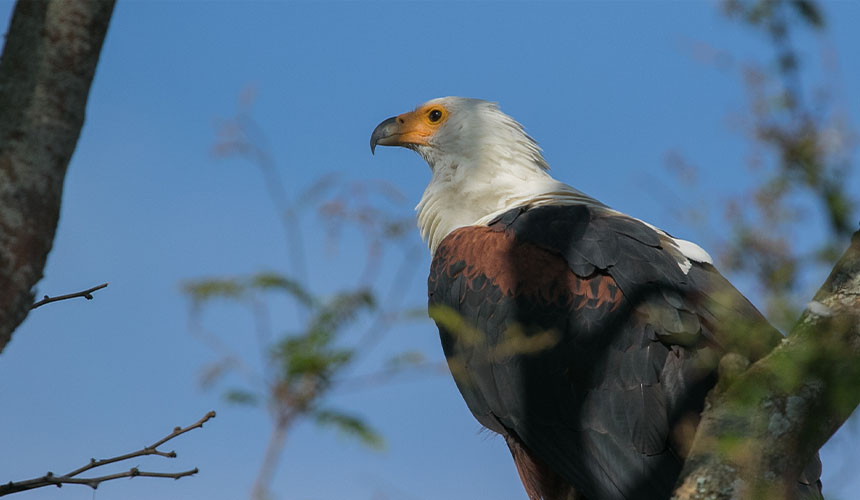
[723,0,824,29]
[719,0,856,330]
[384,350,427,370]
[664,0,858,331]
[428,304,560,389]
[185,274,379,445]
[667,1,859,494]
[186,91,430,500]
[314,409,385,450]
[225,389,259,406]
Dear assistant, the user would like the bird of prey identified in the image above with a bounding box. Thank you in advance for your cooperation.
[370,97,822,500]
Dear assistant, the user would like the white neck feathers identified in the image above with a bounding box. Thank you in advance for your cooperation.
[413,98,603,253]
[416,168,602,254]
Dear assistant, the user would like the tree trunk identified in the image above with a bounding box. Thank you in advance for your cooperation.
[673,230,860,499]
[0,0,115,353]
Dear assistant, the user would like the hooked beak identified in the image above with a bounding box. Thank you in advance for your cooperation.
[370,116,399,155]
[370,109,436,155]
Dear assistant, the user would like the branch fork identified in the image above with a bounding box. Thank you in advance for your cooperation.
[0,411,215,496]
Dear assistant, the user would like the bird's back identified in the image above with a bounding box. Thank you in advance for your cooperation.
[428,204,820,499]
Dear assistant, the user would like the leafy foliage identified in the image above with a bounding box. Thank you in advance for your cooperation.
[667,0,858,331]
[183,272,317,309]
[384,350,427,369]
[313,408,385,450]
[186,92,426,500]
[184,272,379,432]
[667,3,859,496]
[273,290,374,387]
[225,389,260,406]
[723,0,824,29]
[183,278,245,308]
[250,272,316,307]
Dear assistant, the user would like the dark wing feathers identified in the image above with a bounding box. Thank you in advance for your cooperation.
[428,205,796,500]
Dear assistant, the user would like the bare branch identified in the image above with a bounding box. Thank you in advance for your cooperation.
[31,283,109,310]
[1,468,199,495]
[0,411,215,496]
[250,414,293,500]
[146,410,216,451]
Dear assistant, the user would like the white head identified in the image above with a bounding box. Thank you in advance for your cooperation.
[371,97,600,252]
[371,97,591,252]
[371,97,549,173]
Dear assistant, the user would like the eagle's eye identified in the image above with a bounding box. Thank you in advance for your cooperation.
[428,109,443,122]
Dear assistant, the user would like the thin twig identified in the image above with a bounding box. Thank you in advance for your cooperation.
[353,244,424,360]
[0,411,215,496]
[250,413,293,500]
[187,312,266,388]
[31,283,109,310]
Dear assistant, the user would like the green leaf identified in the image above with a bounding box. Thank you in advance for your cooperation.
[249,272,316,307]
[283,348,354,381]
[428,304,483,346]
[314,408,385,450]
[305,289,376,341]
[397,307,431,322]
[182,278,245,307]
[385,351,426,369]
[224,389,259,406]
[791,0,824,28]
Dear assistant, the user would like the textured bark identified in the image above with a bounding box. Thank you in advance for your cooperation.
[673,229,860,499]
[0,0,115,353]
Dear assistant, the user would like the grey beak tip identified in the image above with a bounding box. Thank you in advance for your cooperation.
[370,116,398,156]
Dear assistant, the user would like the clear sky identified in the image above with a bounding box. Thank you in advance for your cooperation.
[1,1,859,499]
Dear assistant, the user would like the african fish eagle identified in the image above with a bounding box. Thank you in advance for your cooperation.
[370,97,823,500]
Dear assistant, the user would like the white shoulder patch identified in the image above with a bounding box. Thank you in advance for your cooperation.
[672,238,713,265]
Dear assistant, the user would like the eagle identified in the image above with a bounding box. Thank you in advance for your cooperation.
[370,97,822,500]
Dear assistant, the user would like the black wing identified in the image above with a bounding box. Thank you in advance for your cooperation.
[428,204,785,500]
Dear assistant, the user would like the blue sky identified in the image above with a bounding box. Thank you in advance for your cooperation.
[1,1,858,499]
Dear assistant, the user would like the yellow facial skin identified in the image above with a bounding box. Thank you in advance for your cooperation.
[370,103,450,152]
[392,104,450,146]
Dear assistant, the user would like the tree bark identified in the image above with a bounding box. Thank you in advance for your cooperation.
[0,0,115,353]
[673,229,860,499]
